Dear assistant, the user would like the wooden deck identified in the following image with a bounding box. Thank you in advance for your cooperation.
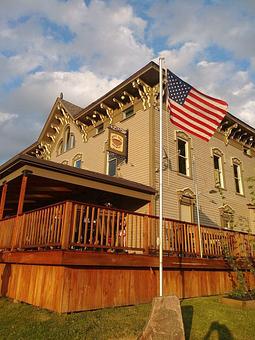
[1,201,255,312]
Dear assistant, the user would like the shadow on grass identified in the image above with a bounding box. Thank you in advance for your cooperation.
[181,305,234,340]
[203,321,234,340]
[181,305,193,340]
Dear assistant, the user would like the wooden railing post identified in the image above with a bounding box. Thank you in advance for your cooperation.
[0,182,8,220]
[18,214,26,249]
[61,201,73,250]
[11,216,21,250]
[143,216,149,255]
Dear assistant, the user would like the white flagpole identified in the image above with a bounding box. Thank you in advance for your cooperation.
[159,57,164,297]
[192,156,203,258]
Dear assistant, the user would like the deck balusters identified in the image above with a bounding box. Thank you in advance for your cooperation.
[0,200,255,258]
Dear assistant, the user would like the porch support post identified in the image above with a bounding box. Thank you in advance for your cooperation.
[17,171,31,216]
[0,182,8,220]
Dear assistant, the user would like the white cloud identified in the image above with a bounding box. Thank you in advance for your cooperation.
[0,0,153,80]
[149,0,255,62]
[0,69,122,163]
[5,70,121,114]
[239,101,255,126]
[0,0,255,163]
[0,112,17,124]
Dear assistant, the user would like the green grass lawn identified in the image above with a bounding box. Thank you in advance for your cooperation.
[0,296,255,339]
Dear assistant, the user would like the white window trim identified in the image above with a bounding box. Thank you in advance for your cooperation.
[177,137,190,176]
[212,148,225,189]
[232,158,244,195]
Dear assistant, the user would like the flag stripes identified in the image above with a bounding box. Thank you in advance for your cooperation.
[167,70,228,142]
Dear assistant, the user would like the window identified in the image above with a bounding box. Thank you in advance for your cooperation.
[178,188,195,223]
[243,147,252,157]
[122,106,134,120]
[177,137,190,176]
[96,123,104,135]
[212,149,224,188]
[107,152,118,176]
[63,126,75,152]
[57,140,63,156]
[69,133,75,149]
[74,159,82,168]
[73,154,82,169]
[232,158,244,195]
[108,157,117,176]
[219,204,234,229]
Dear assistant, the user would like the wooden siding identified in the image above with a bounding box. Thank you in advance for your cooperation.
[154,108,255,233]
[49,102,255,234]
[50,101,151,187]
[1,254,255,312]
[0,263,64,312]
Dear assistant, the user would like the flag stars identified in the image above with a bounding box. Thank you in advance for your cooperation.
[167,70,191,105]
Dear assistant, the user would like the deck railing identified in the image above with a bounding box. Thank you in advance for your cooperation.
[0,216,16,249]
[0,200,254,258]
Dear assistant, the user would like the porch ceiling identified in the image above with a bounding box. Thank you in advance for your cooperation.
[0,155,155,216]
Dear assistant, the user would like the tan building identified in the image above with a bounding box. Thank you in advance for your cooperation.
[24,61,255,233]
[1,62,255,313]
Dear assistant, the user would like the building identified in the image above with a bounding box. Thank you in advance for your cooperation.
[24,61,255,233]
[0,61,255,312]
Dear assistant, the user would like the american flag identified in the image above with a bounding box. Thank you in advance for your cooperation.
[167,70,228,141]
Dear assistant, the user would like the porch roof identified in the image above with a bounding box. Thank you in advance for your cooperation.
[0,155,155,215]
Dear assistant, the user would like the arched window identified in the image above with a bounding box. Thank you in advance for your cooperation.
[70,133,75,149]
[57,140,63,156]
[73,154,83,168]
[63,126,75,152]
[232,158,244,195]
[212,148,225,189]
[175,131,191,177]
[219,204,234,229]
[177,188,195,223]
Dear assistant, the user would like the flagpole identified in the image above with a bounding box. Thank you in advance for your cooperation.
[192,156,203,258]
[159,57,164,297]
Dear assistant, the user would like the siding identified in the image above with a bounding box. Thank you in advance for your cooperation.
[154,108,255,232]
[48,97,255,233]
[51,102,151,186]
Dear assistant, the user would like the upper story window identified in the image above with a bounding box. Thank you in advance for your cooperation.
[212,148,224,189]
[122,106,134,120]
[232,158,244,195]
[63,126,75,152]
[243,146,252,157]
[73,154,82,168]
[176,132,191,176]
[57,140,63,156]
[96,123,104,135]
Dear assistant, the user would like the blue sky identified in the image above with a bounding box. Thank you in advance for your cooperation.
[0,0,255,163]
